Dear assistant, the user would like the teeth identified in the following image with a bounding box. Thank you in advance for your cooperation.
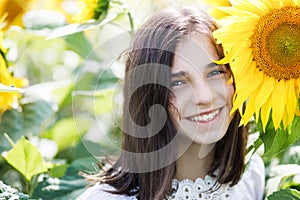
[191,109,220,122]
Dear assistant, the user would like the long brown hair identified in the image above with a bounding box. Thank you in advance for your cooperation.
[87,7,247,200]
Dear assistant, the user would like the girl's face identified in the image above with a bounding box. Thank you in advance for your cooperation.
[170,33,234,145]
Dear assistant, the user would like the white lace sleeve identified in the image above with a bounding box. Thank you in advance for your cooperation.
[77,183,137,200]
[232,153,265,200]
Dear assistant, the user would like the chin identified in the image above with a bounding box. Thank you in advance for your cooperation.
[193,129,228,145]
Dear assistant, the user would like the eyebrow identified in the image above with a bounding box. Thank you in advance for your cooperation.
[206,62,219,68]
[171,71,189,78]
[171,62,219,78]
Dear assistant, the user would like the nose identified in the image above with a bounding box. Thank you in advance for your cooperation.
[192,78,213,106]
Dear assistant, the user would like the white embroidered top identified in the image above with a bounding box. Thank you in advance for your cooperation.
[77,154,265,200]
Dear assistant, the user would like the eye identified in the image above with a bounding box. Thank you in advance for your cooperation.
[207,68,227,78]
[171,80,186,87]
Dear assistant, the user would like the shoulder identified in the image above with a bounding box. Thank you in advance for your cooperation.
[232,153,265,200]
[77,183,137,200]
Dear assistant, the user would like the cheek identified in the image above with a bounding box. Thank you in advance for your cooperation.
[168,92,187,120]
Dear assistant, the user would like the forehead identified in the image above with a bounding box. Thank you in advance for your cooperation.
[173,33,218,72]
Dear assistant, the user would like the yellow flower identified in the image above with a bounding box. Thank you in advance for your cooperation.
[213,0,300,130]
[202,0,231,19]
[0,15,28,114]
[72,0,110,23]
[0,0,72,29]
[72,0,99,23]
[0,0,35,30]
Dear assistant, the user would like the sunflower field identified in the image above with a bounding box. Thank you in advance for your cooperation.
[0,0,299,199]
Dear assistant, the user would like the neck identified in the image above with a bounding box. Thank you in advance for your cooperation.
[175,140,215,181]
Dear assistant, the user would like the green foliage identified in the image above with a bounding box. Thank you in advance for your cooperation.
[257,115,300,158]
[2,137,48,181]
[0,100,56,152]
[0,109,23,152]
[94,0,111,20]
[43,117,92,151]
[267,189,300,200]
[32,157,97,200]
[64,32,98,60]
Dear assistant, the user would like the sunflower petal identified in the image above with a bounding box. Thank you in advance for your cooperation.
[231,69,263,114]
[212,0,300,130]
[232,0,266,15]
[281,0,297,6]
[242,94,256,125]
[260,98,272,131]
[271,80,286,129]
[285,79,297,124]
[255,76,275,114]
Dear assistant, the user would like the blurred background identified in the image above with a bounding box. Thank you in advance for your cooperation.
[0,0,299,199]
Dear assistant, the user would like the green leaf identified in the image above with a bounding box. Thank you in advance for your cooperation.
[2,137,48,181]
[267,188,300,200]
[0,109,23,153]
[32,157,97,200]
[64,32,99,59]
[0,99,56,152]
[49,164,70,178]
[261,116,300,158]
[43,117,92,151]
[279,174,300,191]
[22,100,56,136]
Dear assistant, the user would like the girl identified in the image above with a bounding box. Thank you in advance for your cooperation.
[78,6,264,200]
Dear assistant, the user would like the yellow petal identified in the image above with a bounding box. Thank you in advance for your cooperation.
[219,40,252,66]
[204,0,231,6]
[285,79,297,125]
[242,94,256,125]
[271,80,286,129]
[260,98,272,131]
[0,56,12,84]
[231,69,263,114]
[208,8,230,19]
[232,0,266,15]
[282,108,291,129]
[231,50,252,75]
[297,78,300,98]
[214,6,259,17]
[235,63,262,92]
[280,0,297,6]
[254,76,275,114]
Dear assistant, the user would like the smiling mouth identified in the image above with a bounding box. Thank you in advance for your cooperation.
[188,108,222,122]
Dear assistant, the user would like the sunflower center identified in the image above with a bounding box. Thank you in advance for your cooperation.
[252,6,300,80]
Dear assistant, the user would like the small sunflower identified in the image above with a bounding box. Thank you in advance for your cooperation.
[0,0,70,29]
[213,0,300,130]
[0,15,27,114]
[0,0,36,30]
[72,0,110,23]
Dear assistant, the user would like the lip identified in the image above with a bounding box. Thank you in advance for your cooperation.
[186,107,224,123]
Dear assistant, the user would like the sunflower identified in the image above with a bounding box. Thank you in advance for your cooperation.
[0,0,72,29]
[202,0,231,19]
[213,0,300,130]
[72,0,110,23]
[0,15,27,114]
